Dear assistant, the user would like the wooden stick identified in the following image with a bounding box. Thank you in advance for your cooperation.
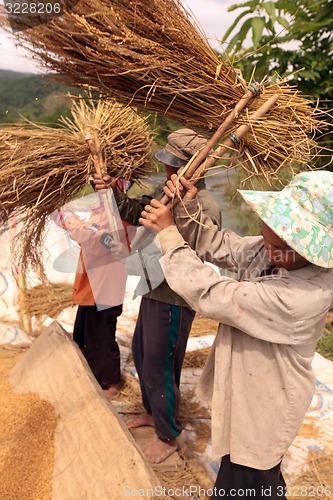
[178,84,262,182]
[85,133,104,177]
[130,93,279,251]
[85,134,121,241]
[166,93,280,207]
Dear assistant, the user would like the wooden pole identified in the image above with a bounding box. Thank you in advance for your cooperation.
[18,272,32,334]
[166,93,280,207]
[130,93,279,251]
[85,134,121,241]
[85,133,104,177]
[178,84,262,182]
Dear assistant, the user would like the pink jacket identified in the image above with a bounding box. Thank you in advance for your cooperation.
[61,201,134,307]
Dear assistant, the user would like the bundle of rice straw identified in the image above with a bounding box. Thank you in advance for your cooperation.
[183,347,210,369]
[2,0,330,180]
[24,282,74,320]
[0,97,154,274]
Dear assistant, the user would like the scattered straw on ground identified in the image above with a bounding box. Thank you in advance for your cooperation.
[0,347,57,500]
[289,451,333,500]
[183,347,210,369]
[117,373,145,415]
[157,461,212,500]
[180,388,210,422]
[190,315,218,337]
[187,419,211,455]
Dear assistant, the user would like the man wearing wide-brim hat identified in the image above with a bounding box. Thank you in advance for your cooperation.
[93,128,221,463]
[155,127,208,168]
[139,169,333,498]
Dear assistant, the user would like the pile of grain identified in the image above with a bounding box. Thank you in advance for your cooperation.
[0,347,57,499]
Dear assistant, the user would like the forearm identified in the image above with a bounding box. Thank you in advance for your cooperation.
[157,226,302,345]
[172,201,241,270]
[114,189,143,224]
[114,189,150,225]
[157,225,230,318]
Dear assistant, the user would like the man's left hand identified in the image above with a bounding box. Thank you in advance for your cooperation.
[139,199,175,233]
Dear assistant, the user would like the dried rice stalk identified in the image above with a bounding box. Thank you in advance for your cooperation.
[116,374,144,415]
[290,451,333,499]
[180,388,210,421]
[190,315,218,337]
[24,282,74,319]
[183,347,210,369]
[0,97,154,274]
[186,419,211,454]
[2,0,330,179]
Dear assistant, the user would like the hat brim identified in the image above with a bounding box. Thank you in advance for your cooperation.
[238,189,333,268]
[155,149,188,168]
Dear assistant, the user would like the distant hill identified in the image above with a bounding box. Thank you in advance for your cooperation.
[0,69,182,148]
[0,69,36,78]
[0,70,77,124]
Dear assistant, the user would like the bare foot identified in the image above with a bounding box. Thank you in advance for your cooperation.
[103,384,121,400]
[144,430,188,464]
[126,412,154,429]
[144,438,177,464]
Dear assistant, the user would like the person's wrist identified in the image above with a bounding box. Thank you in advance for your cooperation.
[158,222,176,232]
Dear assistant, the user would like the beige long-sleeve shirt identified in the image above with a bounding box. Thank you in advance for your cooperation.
[158,199,333,469]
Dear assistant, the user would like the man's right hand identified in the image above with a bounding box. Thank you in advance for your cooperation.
[91,173,117,192]
[164,174,198,201]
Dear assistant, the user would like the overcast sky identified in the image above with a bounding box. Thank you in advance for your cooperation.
[0,0,239,73]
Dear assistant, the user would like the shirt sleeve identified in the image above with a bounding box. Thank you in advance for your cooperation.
[114,182,162,225]
[158,226,328,346]
[172,199,251,273]
[63,213,127,258]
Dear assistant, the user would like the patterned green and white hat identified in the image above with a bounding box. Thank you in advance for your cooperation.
[238,170,333,268]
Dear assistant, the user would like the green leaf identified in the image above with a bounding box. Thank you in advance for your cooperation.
[262,1,276,21]
[227,1,258,13]
[223,17,254,53]
[221,9,252,42]
[276,15,290,30]
[298,69,320,81]
[251,17,265,47]
[314,3,333,22]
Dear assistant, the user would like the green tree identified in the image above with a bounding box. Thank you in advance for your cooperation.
[220,0,332,167]
[0,70,77,124]
[222,0,332,99]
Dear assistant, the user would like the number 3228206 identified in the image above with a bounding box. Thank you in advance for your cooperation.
[277,485,332,497]
[5,2,61,15]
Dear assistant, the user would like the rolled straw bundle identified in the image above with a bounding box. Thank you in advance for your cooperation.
[0,97,154,273]
[2,0,329,179]
[24,282,73,320]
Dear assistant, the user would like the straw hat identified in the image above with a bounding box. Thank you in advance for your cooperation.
[238,170,333,268]
[155,128,207,168]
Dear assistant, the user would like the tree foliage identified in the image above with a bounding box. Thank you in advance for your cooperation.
[0,69,181,137]
[222,0,332,100]
[0,70,75,124]
[220,0,332,166]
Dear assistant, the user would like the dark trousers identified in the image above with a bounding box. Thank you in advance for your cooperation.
[132,297,195,441]
[73,304,123,389]
[211,455,286,499]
